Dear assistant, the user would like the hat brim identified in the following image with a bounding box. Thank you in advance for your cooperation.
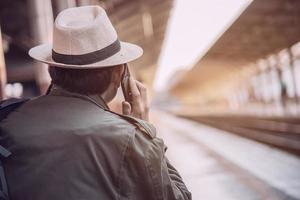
[28,41,143,69]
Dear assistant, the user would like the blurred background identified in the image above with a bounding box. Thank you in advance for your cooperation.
[1,0,300,199]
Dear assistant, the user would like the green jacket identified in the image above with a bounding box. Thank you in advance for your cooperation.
[0,88,191,200]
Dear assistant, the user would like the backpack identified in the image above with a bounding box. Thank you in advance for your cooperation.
[0,98,29,200]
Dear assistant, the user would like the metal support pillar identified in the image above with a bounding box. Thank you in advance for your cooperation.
[52,0,76,18]
[28,0,53,94]
[76,0,91,6]
[0,27,6,100]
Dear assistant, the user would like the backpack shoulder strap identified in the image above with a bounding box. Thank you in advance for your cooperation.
[0,98,30,122]
[0,98,29,200]
[0,146,11,200]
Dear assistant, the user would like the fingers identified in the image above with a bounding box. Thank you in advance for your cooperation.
[129,77,143,115]
[136,81,149,114]
[129,77,140,101]
[135,81,147,102]
[127,77,149,121]
[122,101,131,115]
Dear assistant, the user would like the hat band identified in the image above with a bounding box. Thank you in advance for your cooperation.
[52,39,121,65]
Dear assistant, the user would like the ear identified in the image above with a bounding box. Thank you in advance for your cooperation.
[111,64,125,86]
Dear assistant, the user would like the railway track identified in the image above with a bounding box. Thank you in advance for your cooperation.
[180,115,300,156]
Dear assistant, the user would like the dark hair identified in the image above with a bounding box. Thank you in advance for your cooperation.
[48,66,114,95]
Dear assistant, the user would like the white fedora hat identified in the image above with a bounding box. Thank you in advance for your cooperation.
[29,6,143,69]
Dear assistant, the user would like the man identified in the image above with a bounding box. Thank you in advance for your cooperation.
[0,6,191,200]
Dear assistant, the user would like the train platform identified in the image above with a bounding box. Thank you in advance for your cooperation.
[151,111,300,200]
[170,102,300,118]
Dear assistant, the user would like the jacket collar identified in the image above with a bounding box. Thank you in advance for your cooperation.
[48,85,110,110]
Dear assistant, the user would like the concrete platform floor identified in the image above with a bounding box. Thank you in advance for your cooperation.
[151,111,300,200]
